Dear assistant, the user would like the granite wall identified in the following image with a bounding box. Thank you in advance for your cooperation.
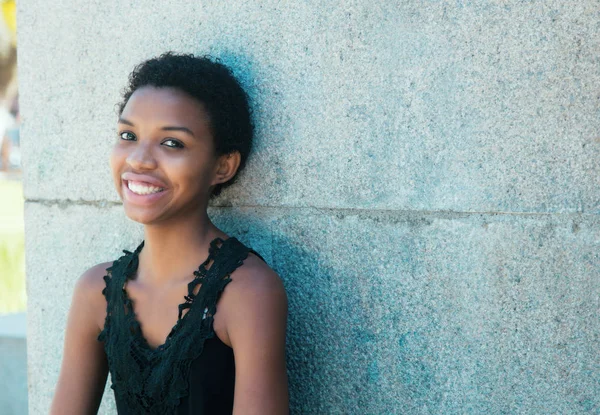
[19,1,599,414]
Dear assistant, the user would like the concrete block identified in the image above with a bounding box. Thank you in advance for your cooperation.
[259,210,600,414]
[25,202,600,414]
[17,1,600,214]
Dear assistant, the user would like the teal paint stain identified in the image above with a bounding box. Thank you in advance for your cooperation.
[397,331,433,395]
[355,328,376,346]
[398,331,412,348]
[368,360,380,384]
[579,398,595,412]
[398,331,422,349]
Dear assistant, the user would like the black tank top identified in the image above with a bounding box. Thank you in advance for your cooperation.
[97,236,265,414]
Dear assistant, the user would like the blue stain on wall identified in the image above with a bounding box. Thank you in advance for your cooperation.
[368,360,380,384]
[398,331,433,397]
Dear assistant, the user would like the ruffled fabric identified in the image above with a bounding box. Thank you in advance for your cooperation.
[97,237,263,414]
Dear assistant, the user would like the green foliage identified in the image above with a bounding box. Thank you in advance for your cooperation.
[0,232,26,314]
[0,179,26,314]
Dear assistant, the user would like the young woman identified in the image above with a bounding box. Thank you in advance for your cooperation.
[50,52,289,414]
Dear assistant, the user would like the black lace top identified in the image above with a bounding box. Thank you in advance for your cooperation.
[97,236,265,414]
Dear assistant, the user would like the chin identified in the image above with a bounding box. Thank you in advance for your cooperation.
[123,206,164,225]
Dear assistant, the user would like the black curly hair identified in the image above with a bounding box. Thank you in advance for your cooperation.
[118,52,254,198]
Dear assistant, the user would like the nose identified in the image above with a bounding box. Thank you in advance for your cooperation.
[125,141,158,171]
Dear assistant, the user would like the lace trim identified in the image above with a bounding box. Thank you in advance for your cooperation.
[178,238,221,320]
[97,244,142,343]
[121,238,223,353]
[97,237,254,414]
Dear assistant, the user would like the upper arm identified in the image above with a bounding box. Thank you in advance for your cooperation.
[50,262,111,415]
[222,255,289,415]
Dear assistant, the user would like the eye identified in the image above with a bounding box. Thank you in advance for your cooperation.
[119,131,136,141]
[162,139,184,149]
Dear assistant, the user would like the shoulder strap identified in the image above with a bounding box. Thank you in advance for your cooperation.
[197,237,263,322]
[207,237,259,279]
[249,247,267,263]
[97,242,143,342]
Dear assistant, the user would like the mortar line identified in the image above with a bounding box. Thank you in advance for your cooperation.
[25,198,597,218]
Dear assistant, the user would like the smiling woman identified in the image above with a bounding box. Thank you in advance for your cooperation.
[111,86,220,225]
[50,53,289,415]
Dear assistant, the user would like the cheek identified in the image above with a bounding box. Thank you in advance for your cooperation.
[109,150,118,173]
[177,162,214,194]
[173,153,212,178]
[109,148,125,186]
[197,160,217,188]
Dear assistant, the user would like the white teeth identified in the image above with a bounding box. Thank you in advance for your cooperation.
[127,181,165,195]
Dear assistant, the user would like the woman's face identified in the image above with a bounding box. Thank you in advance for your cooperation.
[110,86,218,225]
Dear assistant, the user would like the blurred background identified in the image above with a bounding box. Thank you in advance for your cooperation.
[0,1,28,414]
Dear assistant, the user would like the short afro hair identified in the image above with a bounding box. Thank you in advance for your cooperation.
[118,52,254,199]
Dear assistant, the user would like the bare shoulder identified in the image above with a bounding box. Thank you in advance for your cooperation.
[217,252,287,339]
[220,253,289,412]
[51,262,112,414]
[75,261,113,296]
[72,261,114,332]
[227,252,287,301]
[213,251,287,348]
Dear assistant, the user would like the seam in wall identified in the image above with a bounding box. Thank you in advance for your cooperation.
[24,198,598,219]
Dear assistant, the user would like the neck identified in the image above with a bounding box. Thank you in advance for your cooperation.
[136,208,228,286]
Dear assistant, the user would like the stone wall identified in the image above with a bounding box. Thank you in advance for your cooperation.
[19,1,599,413]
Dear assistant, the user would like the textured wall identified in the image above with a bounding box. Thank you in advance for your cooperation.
[18,1,599,414]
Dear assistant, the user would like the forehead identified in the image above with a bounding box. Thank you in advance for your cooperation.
[121,86,210,127]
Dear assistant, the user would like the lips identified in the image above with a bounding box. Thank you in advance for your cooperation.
[127,180,164,195]
[120,172,170,205]
[121,172,168,188]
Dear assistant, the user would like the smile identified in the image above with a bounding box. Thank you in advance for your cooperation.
[127,180,165,195]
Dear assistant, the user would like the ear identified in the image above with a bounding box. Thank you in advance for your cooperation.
[211,151,242,186]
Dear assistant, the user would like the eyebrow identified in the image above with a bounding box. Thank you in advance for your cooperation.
[118,118,195,137]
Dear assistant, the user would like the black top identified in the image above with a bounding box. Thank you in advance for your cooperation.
[97,236,265,415]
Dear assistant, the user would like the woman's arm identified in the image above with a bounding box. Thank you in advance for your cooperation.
[222,255,289,415]
[49,263,111,415]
